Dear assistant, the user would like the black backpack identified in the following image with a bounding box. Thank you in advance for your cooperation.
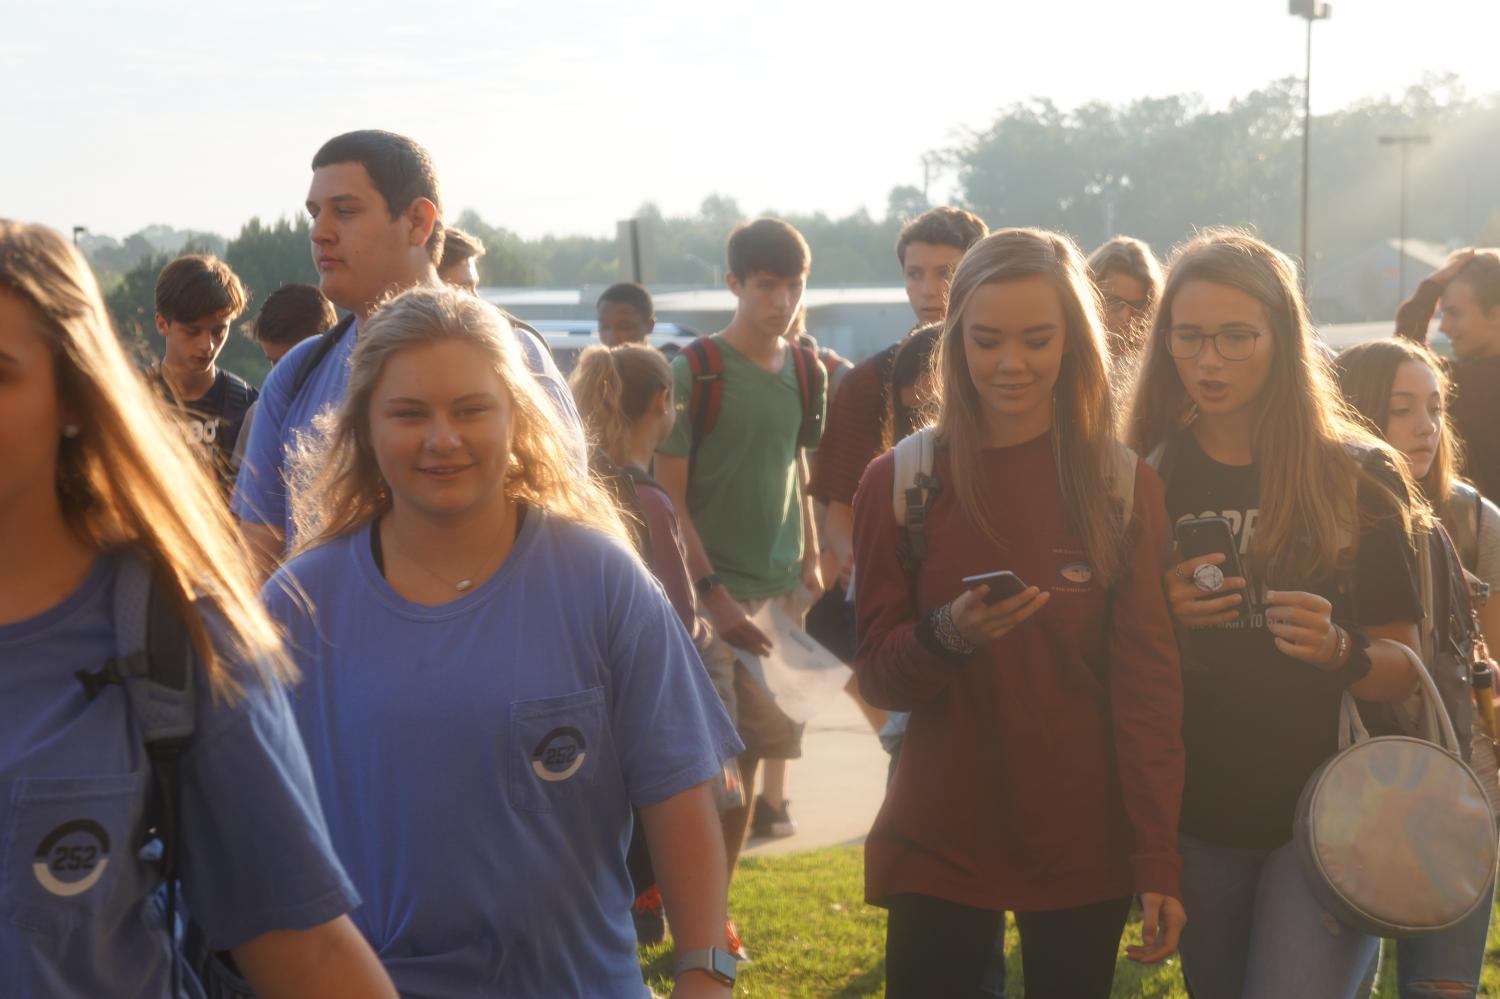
[589,449,655,563]
[75,554,203,995]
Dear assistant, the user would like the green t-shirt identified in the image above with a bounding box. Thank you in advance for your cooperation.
[659,335,826,600]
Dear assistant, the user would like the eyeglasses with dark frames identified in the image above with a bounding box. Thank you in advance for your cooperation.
[1167,328,1264,361]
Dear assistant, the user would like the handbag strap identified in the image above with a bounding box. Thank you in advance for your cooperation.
[1340,639,1460,753]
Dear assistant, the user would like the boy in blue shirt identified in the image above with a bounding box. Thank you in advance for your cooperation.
[231,129,582,576]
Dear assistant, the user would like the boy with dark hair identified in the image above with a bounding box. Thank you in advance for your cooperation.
[1399,248,1500,501]
[248,283,337,365]
[437,226,484,293]
[148,254,258,493]
[232,129,582,576]
[811,206,987,583]
[655,218,826,951]
[597,282,655,347]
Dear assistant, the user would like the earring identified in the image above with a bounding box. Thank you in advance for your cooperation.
[61,424,80,439]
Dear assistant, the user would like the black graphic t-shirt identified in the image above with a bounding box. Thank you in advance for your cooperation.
[149,368,258,492]
[1166,435,1422,849]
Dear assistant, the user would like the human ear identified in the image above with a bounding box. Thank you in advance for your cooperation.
[154,314,170,338]
[406,197,439,250]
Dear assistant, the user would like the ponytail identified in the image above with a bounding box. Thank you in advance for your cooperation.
[569,344,673,465]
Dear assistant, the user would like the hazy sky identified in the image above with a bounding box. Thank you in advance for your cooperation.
[4,0,1497,242]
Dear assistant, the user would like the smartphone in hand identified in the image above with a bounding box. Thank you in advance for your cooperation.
[1175,516,1248,618]
[961,570,1028,605]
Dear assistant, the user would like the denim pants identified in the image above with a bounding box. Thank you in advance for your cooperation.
[1355,877,1495,999]
[1178,834,1380,999]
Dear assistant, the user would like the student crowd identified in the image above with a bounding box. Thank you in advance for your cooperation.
[5,128,1500,999]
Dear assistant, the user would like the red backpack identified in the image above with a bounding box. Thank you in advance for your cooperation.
[682,336,824,472]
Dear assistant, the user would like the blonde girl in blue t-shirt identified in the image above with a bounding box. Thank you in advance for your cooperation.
[275,286,742,998]
[0,219,395,997]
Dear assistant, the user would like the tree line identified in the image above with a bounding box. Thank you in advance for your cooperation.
[92,75,1500,385]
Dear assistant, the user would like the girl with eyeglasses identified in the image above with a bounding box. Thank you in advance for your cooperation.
[1129,229,1425,999]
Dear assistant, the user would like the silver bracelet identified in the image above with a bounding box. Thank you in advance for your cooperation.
[928,602,979,656]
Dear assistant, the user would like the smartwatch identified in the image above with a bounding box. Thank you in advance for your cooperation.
[694,573,722,598]
[673,946,738,986]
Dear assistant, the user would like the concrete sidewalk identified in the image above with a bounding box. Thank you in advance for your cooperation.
[741,691,890,858]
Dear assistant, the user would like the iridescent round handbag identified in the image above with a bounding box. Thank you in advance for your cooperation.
[1295,640,1498,938]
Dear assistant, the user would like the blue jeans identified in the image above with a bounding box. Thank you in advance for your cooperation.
[1178,834,1380,999]
[1355,877,1495,999]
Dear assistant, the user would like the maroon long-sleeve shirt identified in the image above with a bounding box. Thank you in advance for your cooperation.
[852,434,1184,911]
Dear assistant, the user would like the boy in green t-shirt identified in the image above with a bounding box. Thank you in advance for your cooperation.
[656,219,827,935]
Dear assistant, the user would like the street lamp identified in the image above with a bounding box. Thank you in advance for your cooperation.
[1290,0,1332,291]
[1377,134,1432,300]
[72,226,87,246]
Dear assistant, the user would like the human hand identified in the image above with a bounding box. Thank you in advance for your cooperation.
[949,584,1050,647]
[704,586,773,656]
[1265,590,1339,665]
[1433,249,1478,287]
[1127,893,1186,964]
[1164,553,1246,628]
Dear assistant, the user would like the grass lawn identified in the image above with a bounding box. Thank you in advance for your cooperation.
[640,845,1500,997]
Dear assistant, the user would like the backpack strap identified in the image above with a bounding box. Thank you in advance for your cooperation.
[97,554,197,997]
[789,342,826,449]
[1109,443,1138,528]
[290,312,356,400]
[683,337,725,475]
[1448,483,1483,572]
[220,372,253,420]
[891,427,940,571]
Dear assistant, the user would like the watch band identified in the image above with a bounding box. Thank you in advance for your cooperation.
[694,573,722,598]
[673,946,737,985]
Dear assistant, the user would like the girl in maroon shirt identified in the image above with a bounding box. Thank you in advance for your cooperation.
[852,228,1186,998]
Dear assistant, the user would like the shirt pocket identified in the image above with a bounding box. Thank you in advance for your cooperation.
[1,772,149,937]
[508,687,608,813]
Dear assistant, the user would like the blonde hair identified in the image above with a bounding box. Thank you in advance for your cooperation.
[932,227,1129,587]
[1129,228,1421,583]
[0,219,289,695]
[569,344,672,466]
[292,286,633,550]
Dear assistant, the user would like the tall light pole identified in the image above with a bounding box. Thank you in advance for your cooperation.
[1377,134,1432,300]
[1290,0,1332,291]
[72,226,87,247]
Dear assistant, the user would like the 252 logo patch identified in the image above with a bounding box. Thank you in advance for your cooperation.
[33,819,110,897]
[531,727,588,783]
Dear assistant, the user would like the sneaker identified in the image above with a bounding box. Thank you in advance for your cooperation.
[750,795,796,838]
[631,885,665,946]
[725,918,751,962]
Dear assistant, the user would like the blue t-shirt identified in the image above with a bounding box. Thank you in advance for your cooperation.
[0,551,359,998]
[231,316,585,546]
[264,511,743,998]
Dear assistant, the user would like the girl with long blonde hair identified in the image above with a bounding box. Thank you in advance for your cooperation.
[0,219,393,997]
[852,228,1186,998]
[269,286,743,996]
[1129,229,1423,998]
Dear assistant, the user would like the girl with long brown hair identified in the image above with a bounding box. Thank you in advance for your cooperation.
[1129,229,1423,998]
[270,286,742,996]
[0,220,393,997]
[1337,336,1500,999]
[852,227,1186,998]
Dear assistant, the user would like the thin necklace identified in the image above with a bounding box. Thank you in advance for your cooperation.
[386,509,515,593]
